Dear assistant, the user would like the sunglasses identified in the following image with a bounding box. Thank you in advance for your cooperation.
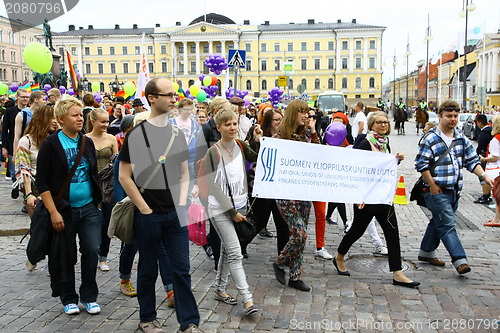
[375,121,389,125]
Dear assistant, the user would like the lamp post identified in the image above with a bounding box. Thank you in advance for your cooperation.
[424,13,433,104]
[405,36,411,107]
[109,75,122,94]
[384,48,404,112]
[460,0,476,111]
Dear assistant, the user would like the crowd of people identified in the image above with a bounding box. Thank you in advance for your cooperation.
[1,83,499,332]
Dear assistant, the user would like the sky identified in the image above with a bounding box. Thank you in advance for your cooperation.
[2,0,499,84]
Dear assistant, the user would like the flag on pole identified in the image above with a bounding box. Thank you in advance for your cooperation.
[31,83,40,91]
[136,33,151,107]
[19,81,32,93]
[222,69,230,94]
[66,49,78,92]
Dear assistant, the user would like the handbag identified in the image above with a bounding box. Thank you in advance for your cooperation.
[26,136,86,264]
[108,123,178,243]
[187,201,207,246]
[410,140,457,207]
[217,143,257,243]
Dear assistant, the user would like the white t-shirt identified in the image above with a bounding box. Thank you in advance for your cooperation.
[352,111,367,138]
[175,116,193,144]
[486,137,500,179]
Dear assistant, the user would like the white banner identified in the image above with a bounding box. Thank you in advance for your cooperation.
[136,33,151,107]
[252,137,399,204]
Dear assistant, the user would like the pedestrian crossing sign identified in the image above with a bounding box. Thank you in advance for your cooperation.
[228,50,246,68]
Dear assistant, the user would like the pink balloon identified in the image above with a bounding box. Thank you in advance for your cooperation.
[325,122,347,146]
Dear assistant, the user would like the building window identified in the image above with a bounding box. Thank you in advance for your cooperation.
[84,47,90,55]
[122,46,128,55]
[328,41,334,50]
[355,57,362,69]
[123,63,129,74]
[98,63,103,74]
[228,43,234,49]
[342,41,348,50]
[301,59,307,70]
[369,57,375,69]
[178,62,184,73]
[148,46,153,55]
[0,29,3,42]
[355,77,361,88]
[58,47,64,56]
[71,47,77,56]
[328,58,334,70]
[110,47,115,55]
[161,62,167,73]
[369,77,375,88]
[301,42,307,51]
[301,79,307,89]
[22,36,26,45]
[161,44,167,54]
[203,44,209,53]
[328,78,334,89]
[262,80,267,90]
[86,63,91,74]
[135,46,140,55]
[246,80,252,90]
[355,40,362,50]
[288,78,293,89]
[149,63,154,73]
[369,94,375,98]
[110,63,116,74]
[190,61,196,73]
[315,79,320,90]
[274,43,280,52]
[261,60,267,71]
[135,62,140,73]
[314,42,320,51]
[288,42,293,51]
[10,51,15,62]
[97,47,102,55]
[369,40,376,49]
[342,78,347,88]
[261,43,266,52]
[190,44,195,54]
[246,43,251,52]
[314,59,320,70]
[245,60,251,71]
[12,69,17,82]
[355,94,361,98]
[178,44,184,54]
[216,43,221,53]
[274,59,280,71]
[8,31,15,44]
[342,58,348,69]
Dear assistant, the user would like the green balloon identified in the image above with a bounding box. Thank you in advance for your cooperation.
[91,81,100,92]
[0,83,8,95]
[202,76,212,86]
[23,42,53,74]
[123,81,136,96]
[196,90,207,102]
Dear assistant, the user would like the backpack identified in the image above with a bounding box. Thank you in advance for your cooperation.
[98,154,118,205]
[197,139,244,199]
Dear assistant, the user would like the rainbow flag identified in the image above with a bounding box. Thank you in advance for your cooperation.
[66,49,78,92]
[178,87,186,99]
[19,81,31,93]
[31,83,39,91]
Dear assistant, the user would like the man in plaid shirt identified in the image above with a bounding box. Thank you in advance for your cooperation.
[415,100,494,275]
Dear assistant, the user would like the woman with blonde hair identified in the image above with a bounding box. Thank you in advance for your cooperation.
[272,99,319,292]
[482,115,500,227]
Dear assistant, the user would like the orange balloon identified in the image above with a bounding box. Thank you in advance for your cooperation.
[211,76,218,86]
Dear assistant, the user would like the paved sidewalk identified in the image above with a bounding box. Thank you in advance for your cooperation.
[0,122,499,332]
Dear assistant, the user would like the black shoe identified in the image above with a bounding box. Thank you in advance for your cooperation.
[11,187,19,199]
[21,205,28,214]
[244,304,259,316]
[474,195,492,204]
[203,244,214,260]
[332,257,350,276]
[392,279,420,288]
[259,231,273,238]
[272,262,286,285]
[242,250,248,259]
[288,279,311,292]
[326,217,337,225]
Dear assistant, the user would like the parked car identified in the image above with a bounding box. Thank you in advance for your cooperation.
[428,112,439,125]
[458,113,474,132]
[462,114,493,140]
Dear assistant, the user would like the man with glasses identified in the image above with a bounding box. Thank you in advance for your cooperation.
[415,100,493,275]
[1,89,30,198]
[119,78,203,333]
[46,88,62,106]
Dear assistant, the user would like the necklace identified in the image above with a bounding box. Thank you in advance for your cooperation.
[219,141,234,158]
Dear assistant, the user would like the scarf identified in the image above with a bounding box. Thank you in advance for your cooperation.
[366,130,388,153]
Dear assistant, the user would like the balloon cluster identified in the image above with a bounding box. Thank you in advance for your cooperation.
[201,85,218,98]
[267,87,284,107]
[225,87,249,99]
[204,54,228,75]
[198,74,218,98]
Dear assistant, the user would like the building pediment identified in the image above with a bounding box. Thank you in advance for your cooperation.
[170,22,239,36]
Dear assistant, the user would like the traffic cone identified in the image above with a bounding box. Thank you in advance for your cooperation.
[393,175,409,205]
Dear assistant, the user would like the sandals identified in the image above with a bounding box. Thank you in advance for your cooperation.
[484,220,500,227]
[244,304,259,316]
[98,263,110,271]
[214,292,237,305]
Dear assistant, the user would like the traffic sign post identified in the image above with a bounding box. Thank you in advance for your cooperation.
[228,49,246,95]
[278,76,287,87]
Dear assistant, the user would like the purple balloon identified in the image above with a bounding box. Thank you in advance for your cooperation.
[59,86,66,94]
[44,84,51,92]
[185,89,190,96]
[199,74,205,81]
[67,88,75,96]
[188,94,194,100]
[10,83,18,92]
[324,122,347,146]
[94,93,102,103]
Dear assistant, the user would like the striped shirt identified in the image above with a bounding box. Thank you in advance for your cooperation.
[415,127,480,191]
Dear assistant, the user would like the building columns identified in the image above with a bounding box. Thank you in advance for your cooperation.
[182,41,188,75]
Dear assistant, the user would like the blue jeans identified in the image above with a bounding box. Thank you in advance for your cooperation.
[135,209,199,330]
[8,155,15,183]
[420,190,468,267]
[60,203,102,305]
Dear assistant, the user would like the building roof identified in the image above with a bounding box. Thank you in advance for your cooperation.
[258,22,385,32]
[54,26,154,36]
[189,13,235,25]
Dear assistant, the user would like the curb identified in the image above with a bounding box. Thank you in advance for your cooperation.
[0,228,29,237]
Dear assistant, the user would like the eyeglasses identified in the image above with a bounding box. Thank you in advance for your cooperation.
[443,107,459,112]
[152,93,178,99]
[375,121,390,125]
[298,109,309,114]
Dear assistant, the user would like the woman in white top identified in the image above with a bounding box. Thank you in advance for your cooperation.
[205,108,262,316]
[482,116,500,227]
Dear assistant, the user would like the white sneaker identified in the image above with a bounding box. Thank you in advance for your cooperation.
[315,248,333,259]
[344,221,352,234]
[374,245,388,255]
[489,203,496,209]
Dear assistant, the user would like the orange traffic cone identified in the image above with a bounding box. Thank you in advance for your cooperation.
[394,175,408,205]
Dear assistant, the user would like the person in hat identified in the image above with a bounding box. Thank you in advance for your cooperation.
[229,97,252,139]
[132,99,145,114]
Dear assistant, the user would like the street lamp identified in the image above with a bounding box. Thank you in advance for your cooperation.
[109,75,122,94]
[405,36,411,107]
[423,13,433,104]
[384,48,404,111]
[460,0,476,111]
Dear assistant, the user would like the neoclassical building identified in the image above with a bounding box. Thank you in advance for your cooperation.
[52,13,385,103]
[476,32,500,108]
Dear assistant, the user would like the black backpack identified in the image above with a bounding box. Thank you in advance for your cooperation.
[98,154,117,205]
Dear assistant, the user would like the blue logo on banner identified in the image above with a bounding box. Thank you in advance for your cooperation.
[260,147,277,182]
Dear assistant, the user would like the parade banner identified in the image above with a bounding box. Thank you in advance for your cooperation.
[253,137,398,204]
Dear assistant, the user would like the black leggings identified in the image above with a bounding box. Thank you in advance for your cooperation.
[337,204,402,271]
[326,202,348,224]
